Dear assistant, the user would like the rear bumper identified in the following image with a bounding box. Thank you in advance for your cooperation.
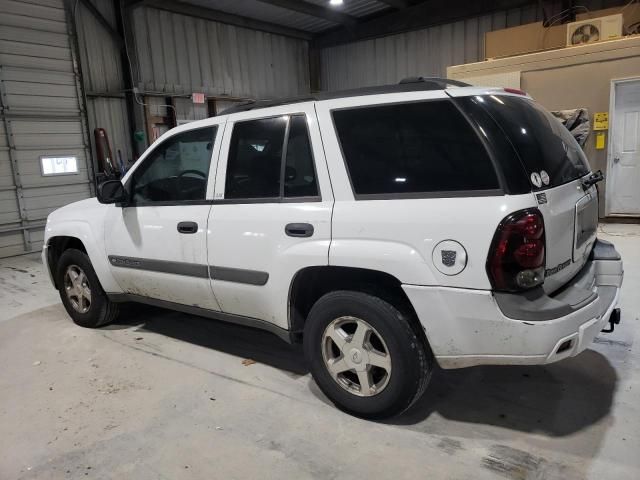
[403,239,623,369]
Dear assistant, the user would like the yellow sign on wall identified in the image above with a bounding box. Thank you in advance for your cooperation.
[596,132,606,150]
[594,112,609,131]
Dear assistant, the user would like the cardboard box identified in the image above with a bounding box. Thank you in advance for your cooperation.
[485,22,566,59]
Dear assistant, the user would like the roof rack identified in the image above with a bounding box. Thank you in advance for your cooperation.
[398,76,471,88]
[220,77,471,115]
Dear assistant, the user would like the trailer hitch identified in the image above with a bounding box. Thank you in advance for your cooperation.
[601,308,621,333]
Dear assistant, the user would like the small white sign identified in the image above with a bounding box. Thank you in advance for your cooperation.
[530,172,542,188]
[540,170,550,186]
[40,156,78,176]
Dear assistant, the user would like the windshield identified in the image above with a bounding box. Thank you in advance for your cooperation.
[477,95,590,189]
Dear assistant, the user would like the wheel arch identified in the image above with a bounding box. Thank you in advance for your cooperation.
[44,220,121,293]
[288,266,431,348]
[46,236,88,289]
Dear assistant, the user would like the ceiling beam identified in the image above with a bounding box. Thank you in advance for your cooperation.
[254,0,358,27]
[130,0,313,40]
[77,0,124,46]
[378,0,410,8]
[313,0,537,47]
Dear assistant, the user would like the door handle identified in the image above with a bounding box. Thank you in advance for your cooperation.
[285,223,314,238]
[177,221,198,234]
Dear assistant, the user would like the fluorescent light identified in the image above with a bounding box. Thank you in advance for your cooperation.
[330,0,344,5]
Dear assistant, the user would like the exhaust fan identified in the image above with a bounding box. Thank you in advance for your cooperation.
[566,14,623,46]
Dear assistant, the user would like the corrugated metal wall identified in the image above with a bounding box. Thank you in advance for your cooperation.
[0,0,93,257]
[75,0,133,165]
[173,97,208,124]
[319,0,622,90]
[131,6,310,99]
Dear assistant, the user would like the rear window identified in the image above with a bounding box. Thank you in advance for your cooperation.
[477,95,590,189]
[332,100,500,197]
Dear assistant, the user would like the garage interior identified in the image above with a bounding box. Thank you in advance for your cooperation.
[1,0,640,478]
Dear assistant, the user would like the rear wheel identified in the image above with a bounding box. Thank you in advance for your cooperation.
[56,248,119,328]
[304,290,432,419]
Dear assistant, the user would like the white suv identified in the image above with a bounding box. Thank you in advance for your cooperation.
[43,78,624,418]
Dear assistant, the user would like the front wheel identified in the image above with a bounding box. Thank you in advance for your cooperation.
[56,248,119,328]
[303,290,432,419]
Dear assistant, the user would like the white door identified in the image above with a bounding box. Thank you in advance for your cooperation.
[104,122,224,310]
[609,79,640,215]
[208,103,334,329]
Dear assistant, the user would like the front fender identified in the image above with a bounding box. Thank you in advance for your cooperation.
[44,219,122,294]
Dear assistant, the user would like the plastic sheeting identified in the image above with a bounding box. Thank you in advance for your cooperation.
[551,108,591,147]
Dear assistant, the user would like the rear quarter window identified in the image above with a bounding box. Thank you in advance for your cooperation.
[331,100,500,197]
[477,95,590,189]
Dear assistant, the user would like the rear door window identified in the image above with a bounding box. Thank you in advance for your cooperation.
[477,95,590,189]
[225,117,286,199]
[332,100,499,197]
[224,115,320,200]
[284,115,319,198]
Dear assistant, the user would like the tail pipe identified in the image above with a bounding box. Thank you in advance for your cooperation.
[601,308,621,333]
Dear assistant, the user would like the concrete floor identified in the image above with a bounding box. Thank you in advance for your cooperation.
[0,224,638,480]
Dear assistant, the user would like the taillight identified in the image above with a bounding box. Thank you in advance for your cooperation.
[487,208,545,292]
[503,87,527,96]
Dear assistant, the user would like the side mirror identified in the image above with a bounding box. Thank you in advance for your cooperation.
[97,180,127,205]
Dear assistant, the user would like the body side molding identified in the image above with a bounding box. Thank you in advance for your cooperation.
[108,256,269,285]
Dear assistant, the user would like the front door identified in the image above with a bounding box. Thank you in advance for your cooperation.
[208,103,334,329]
[104,123,224,310]
[609,79,640,215]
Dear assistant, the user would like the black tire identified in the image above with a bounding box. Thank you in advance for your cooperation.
[55,248,119,328]
[303,290,432,419]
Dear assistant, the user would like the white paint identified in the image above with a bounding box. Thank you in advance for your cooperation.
[404,259,622,369]
[209,103,333,328]
[42,87,623,368]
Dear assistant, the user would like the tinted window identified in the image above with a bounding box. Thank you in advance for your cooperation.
[478,95,590,188]
[285,116,319,198]
[131,127,216,203]
[332,100,499,196]
[225,115,319,200]
[225,117,286,199]
[453,96,531,195]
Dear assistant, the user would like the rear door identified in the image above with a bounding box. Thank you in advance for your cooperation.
[475,94,596,293]
[208,103,333,329]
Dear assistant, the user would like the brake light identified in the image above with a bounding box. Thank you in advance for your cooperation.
[487,209,545,292]
[503,87,527,96]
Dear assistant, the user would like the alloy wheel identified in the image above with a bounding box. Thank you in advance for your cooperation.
[321,316,392,397]
[64,264,92,314]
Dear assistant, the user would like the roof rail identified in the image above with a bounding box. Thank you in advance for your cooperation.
[399,76,471,88]
[219,77,471,115]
